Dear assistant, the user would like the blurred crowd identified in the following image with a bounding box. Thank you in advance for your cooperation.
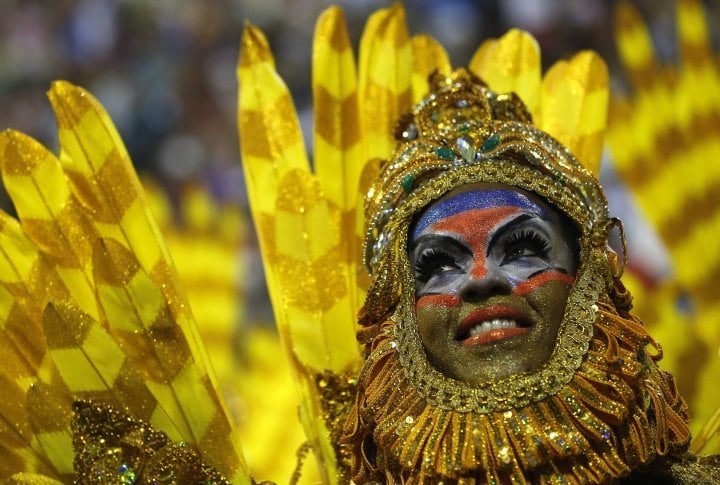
[0,0,717,317]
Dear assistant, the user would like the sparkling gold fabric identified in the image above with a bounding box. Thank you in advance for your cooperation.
[71,400,230,484]
[345,298,689,483]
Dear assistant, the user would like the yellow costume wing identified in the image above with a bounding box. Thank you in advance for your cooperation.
[358,4,412,162]
[608,0,720,453]
[0,83,249,483]
[0,212,71,481]
[470,29,542,119]
[238,19,360,484]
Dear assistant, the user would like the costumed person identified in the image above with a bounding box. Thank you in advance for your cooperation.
[238,1,720,483]
[340,67,711,483]
[0,1,719,484]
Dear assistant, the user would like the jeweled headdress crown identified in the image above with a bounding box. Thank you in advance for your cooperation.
[364,69,610,275]
[360,69,615,327]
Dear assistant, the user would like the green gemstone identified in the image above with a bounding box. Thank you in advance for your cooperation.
[401,174,414,192]
[481,133,500,152]
[431,111,439,122]
[436,146,455,161]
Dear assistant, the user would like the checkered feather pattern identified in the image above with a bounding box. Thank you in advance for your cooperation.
[608,0,720,454]
[0,83,249,483]
[238,8,364,482]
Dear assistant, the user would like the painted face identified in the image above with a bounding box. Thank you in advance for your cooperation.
[409,183,579,385]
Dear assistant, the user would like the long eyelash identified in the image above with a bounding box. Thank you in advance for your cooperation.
[414,248,455,281]
[504,229,550,255]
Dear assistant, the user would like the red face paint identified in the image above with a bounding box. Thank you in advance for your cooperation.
[416,294,461,310]
[512,271,576,296]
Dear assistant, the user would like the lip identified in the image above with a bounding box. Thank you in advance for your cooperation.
[456,305,531,346]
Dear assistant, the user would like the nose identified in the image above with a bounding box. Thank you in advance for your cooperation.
[458,272,512,302]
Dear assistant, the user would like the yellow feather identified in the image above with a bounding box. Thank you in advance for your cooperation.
[0,374,61,481]
[5,473,65,484]
[313,6,361,206]
[410,34,451,103]
[42,83,248,481]
[240,17,364,483]
[358,3,412,161]
[47,83,221,383]
[609,0,720,446]
[0,212,73,480]
[24,383,74,478]
[42,301,183,438]
[614,1,657,91]
[0,84,249,482]
[238,25,308,214]
[0,130,100,322]
[677,0,710,65]
[312,6,367,322]
[90,236,246,479]
[469,29,541,118]
[0,214,48,382]
[48,82,179,310]
[539,51,608,175]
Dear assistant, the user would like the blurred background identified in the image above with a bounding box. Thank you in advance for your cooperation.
[1,0,718,481]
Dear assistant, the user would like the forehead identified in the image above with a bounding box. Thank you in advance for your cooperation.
[411,189,548,239]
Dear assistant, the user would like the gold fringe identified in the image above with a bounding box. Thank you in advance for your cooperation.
[343,289,691,482]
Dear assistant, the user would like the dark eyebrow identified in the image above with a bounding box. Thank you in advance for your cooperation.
[485,213,539,256]
[410,234,473,257]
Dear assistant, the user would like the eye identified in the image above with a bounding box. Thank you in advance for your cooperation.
[414,248,460,282]
[502,229,550,263]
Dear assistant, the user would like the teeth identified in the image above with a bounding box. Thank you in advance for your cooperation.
[468,319,517,336]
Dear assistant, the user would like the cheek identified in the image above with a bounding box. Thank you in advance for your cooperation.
[521,279,573,328]
[415,295,460,340]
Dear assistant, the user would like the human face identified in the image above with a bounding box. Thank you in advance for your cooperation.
[408,183,578,385]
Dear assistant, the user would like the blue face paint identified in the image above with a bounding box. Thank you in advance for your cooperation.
[411,190,548,241]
